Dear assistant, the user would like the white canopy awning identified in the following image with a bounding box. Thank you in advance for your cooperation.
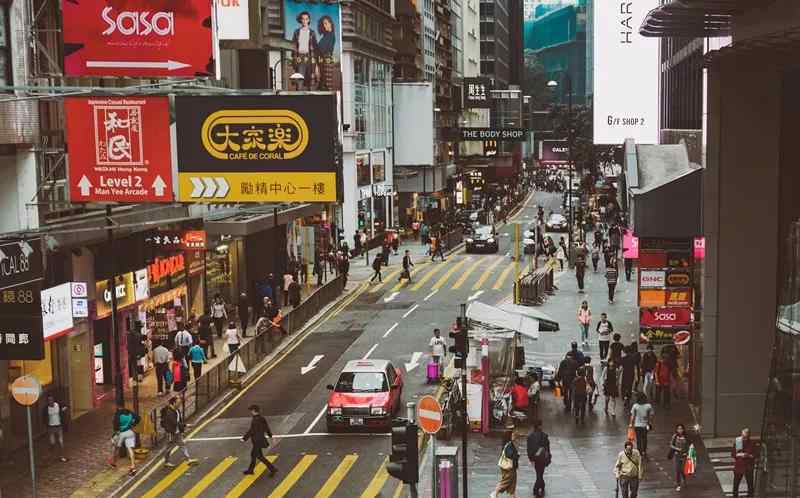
[467,301,540,340]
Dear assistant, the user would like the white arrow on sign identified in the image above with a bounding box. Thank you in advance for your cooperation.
[18,241,33,258]
[86,60,191,71]
[78,175,92,197]
[468,290,484,301]
[189,177,230,199]
[300,355,324,375]
[405,352,423,372]
[152,176,167,197]
[383,291,399,303]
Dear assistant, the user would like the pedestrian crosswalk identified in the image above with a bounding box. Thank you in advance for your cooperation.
[130,452,401,498]
[370,255,529,295]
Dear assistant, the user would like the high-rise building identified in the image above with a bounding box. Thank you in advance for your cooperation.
[479,0,511,88]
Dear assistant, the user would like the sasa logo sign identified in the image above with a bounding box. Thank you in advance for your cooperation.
[101,7,175,37]
[653,312,677,321]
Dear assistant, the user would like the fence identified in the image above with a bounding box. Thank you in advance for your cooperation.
[144,274,345,447]
[513,263,555,306]
[444,227,463,250]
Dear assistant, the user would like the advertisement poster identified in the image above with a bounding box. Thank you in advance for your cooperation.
[0,238,44,360]
[175,95,338,202]
[640,326,678,346]
[639,269,666,288]
[282,0,342,91]
[62,0,214,78]
[65,97,173,203]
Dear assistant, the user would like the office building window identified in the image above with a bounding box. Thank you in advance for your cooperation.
[352,56,393,150]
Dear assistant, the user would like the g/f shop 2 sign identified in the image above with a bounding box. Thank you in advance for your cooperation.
[460,128,526,142]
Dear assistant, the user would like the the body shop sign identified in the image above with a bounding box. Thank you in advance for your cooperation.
[63,0,214,78]
[639,270,666,288]
[640,307,692,327]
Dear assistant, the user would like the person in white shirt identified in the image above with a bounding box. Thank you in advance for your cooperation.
[42,395,68,462]
[152,343,172,395]
[175,328,193,358]
[211,295,228,339]
[429,328,447,364]
[283,273,294,307]
[225,321,243,354]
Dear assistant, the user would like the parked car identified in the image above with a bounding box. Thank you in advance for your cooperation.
[465,225,499,253]
[326,359,403,432]
[545,213,568,232]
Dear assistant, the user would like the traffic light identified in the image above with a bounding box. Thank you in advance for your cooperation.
[449,317,469,368]
[386,419,419,484]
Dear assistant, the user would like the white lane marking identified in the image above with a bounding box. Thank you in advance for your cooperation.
[383,322,399,338]
[423,289,438,301]
[304,404,328,434]
[404,352,423,372]
[300,355,325,375]
[384,291,399,303]
[363,343,379,359]
[188,433,391,442]
[418,409,442,421]
[402,304,419,318]
[468,290,484,301]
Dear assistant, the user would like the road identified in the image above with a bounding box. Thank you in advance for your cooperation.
[118,191,572,498]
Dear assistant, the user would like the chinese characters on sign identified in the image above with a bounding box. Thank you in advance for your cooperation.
[0,238,44,360]
[41,282,87,340]
[463,77,493,108]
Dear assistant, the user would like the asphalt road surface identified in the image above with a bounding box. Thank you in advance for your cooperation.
[119,191,574,498]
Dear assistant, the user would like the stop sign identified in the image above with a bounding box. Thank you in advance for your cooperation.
[416,395,443,434]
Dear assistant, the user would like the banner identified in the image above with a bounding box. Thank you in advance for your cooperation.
[640,326,678,346]
[283,0,342,92]
[217,0,250,40]
[65,97,173,203]
[593,0,659,144]
[0,238,44,359]
[539,140,569,164]
[63,0,214,77]
[175,95,338,202]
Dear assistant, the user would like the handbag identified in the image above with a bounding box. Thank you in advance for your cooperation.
[498,443,514,471]
[626,426,636,442]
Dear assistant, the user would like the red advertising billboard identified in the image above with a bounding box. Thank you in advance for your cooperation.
[63,0,214,78]
[640,307,692,327]
[65,97,173,203]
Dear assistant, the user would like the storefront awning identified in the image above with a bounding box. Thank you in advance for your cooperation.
[466,301,541,340]
[497,303,560,332]
[204,203,327,237]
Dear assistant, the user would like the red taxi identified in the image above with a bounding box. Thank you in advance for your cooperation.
[326,359,403,432]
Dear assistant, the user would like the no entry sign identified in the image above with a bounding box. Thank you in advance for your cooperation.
[416,395,443,435]
[11,375,41,406]
[65,97,173,203]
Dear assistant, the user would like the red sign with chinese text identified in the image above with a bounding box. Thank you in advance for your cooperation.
[182,230,207,251]
[640,307,692,327]
[62,0,214,78]
[65,97,173,202]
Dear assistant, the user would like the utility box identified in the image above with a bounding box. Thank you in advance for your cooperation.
[435,445,460,498]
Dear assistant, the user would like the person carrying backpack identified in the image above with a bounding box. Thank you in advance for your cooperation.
[527,420,551,498]
[161,397,198,468]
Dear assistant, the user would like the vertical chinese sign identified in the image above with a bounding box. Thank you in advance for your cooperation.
[175,95,339,202]
[65,97,174,203]
[0,238,45,360]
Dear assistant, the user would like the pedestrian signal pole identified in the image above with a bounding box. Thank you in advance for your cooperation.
[449,303,469,498]
[387,419,419,498]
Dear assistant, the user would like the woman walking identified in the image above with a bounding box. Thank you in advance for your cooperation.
[603,359,619,416]
[224,320,243,355]
[577,301,592,347]
[629,393,654,458]
[211,294,228,339]
[490,429,520,498]
[670,423,690,491]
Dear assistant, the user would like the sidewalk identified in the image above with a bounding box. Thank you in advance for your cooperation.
[419,256,725,498]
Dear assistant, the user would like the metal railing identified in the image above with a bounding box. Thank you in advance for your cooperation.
[513,263,555,306]
[144,274,345,446]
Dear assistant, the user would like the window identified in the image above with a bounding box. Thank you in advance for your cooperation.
[480,22,494,36]
[351,56,393,151]
[385,365,396,386]
[481,60,495,75]
[0,5,11,86]
[335,371,389,393]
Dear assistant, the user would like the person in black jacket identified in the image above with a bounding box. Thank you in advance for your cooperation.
[242,404,278,476]
[527,420,551,498]
[370,254,383,283]
[161,397,197,468]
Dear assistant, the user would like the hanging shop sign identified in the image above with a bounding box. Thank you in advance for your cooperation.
[639,326,678,346]
[182,230,207,251]
[40,282,88,340]
[694,237,705,260]
[144,229,208,251]
[95,272,137,318]
[134,268,150,302]
[460,128,527,142]
[640,307,692,327]
[639,238,693,251]
[639,269,666,289]
[149,254,187,295]
[674,329,691,345]
[638,289,666,308]
[175,95,338,202]
[217,0,251,40]
[666,269,692,287]
[665,288,693,307]
[463,77,493,108]
[62,0,214,78]
[65,97,173,203]
[623,230,639,259]
[0,238,44,360]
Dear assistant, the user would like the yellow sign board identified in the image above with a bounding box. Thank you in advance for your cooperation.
[177,172,337,203]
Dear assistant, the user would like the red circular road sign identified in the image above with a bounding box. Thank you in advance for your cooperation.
[674,330,691,346]
[417,395,443,434]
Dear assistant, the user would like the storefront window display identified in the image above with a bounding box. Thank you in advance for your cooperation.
[206,236,244,306]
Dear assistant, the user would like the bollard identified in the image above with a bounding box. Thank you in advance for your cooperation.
[407,401,416,422]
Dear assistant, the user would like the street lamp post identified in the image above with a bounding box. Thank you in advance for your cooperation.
[547,75,575,268]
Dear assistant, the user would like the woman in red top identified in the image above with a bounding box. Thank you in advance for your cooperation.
[654,355,672,408]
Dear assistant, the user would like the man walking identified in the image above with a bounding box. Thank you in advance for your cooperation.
[641,344,658,401]
[370,253,383,283]
[242,404,278,476]
[527,420,551,498]
[614,440,644,498]
[556,352,578,412]
[174,326,193,359]
[596,313,614,360]
[733,427,758,497]
[429,328,447,364]
[606,257,619,303]
[42,395,68,462]
[161,397,198,468]
[153,342,171,395]
[197,311,214,358]
[400,250,414,281]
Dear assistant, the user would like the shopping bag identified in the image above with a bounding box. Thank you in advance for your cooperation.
[626,426,636,442]
[684,444,697,475]
[554,385,562,397]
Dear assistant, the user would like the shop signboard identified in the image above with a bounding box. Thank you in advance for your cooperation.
[463,77,492,108]
[282,0,343,92]
[149,254,187,295]
[666,269,692,287]
[217,0,250,40]
[638,250,667,269]
[144,231,184,250]
[182,231,207,251]
[639,238,693,251]
[460,128,527,142]
[41,283,76,340]
[666,288,693,307]
[639,289,666,308]
[639,270,666,289]
[640,326,678,346]
[623,230,639,259]
[175,95,338,202]
[65,97,173,203]
[640,307,692,327]
[134,268,150,302]
[62,0,214,77]
[96,272,137,318]
[0,238,44,360]
[538,140,569,164]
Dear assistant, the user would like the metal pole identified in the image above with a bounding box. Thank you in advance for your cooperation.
[431,436,438,498]
[567,76,574,269]
[26,406,36,498]
[107,205,124,407]
[460,303,468,498]
[409,484,419,498]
